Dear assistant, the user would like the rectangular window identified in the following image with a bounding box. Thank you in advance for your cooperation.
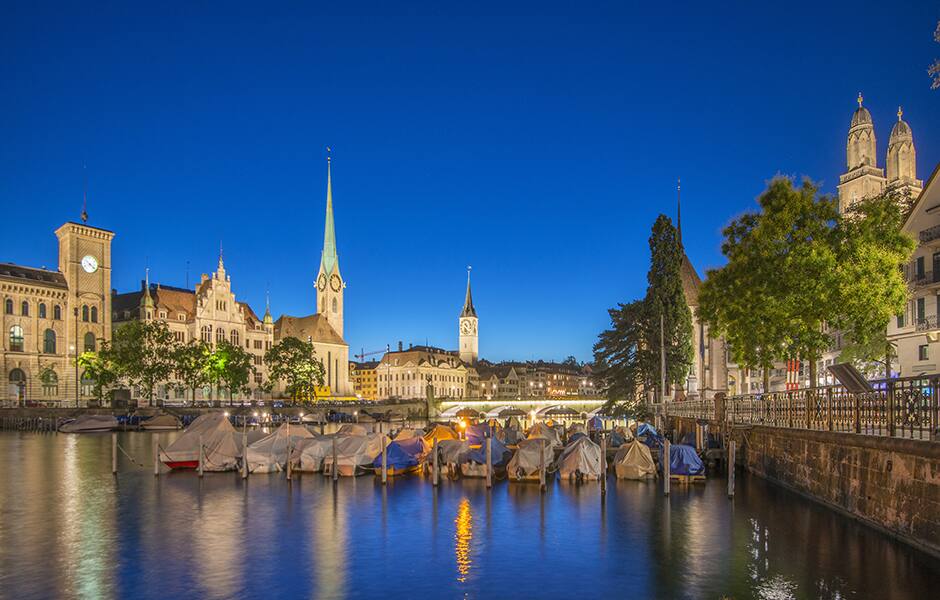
[917,297,926,323]
[897,314,905,328]
[916,256,925,278]
[919,345,929,361]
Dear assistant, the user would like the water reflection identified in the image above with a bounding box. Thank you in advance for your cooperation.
[454,498,473,583]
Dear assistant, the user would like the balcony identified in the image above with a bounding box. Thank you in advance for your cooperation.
[919,224,940,244]
[910,270,940,288]
[915,316,938,332]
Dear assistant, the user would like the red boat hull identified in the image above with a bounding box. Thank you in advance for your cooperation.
[164,460,199,470]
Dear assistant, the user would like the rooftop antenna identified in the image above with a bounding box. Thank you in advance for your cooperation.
[81,161,88,224]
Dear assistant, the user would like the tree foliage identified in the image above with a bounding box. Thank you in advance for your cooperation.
[699,178,915,387]
[171,341,211,406]
[210,340,255,405]
[594,215,694,415]
[264,337,326,403]
[76,345,119,405]
[110,320,177,405]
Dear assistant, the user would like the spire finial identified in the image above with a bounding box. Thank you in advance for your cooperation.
[145,267,150,289]
[857,92,863,108]
[81,161,88,224]
[461,266,477,318]
[897,105,903,121]
[218,241,224,269]
[326,146,331,164]
[677,178,682,244]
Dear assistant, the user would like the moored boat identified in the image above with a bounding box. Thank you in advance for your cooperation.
[58,414,118,433]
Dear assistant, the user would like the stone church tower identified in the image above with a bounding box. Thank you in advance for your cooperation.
[316,155,344,338]
[458,268,478,364]
[837,93,921,213]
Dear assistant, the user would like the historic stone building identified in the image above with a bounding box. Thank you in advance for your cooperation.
[274,156,352,397]
[838,94,922,213]
[112,255,274,404]
[2,221,114,406]
[376,344,471,401]
[350,360,378,400]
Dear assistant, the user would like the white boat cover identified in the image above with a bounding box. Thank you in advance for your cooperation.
[614,439,656,480]
[556,436,602,480]
[162,412,243,471]
[141,414,181,430]
[290,435,335,472]
[58,414,118,433]
[567,423,587,437]
[337,423,368,436]
[323,433,389,476]
[506,438,553,480]
[432,439,470,465]
[526,422,562,448]
[246,423,315,473]
[393,428,424,441]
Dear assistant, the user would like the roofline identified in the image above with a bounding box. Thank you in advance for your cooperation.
[58,221,116,234]
[903,161,940,233]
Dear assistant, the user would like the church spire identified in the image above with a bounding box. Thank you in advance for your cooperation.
[461,266,477,318]
[321,148,339,276]
[676,178,682,244]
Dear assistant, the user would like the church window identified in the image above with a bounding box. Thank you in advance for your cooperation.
[21,301,29,316]
[4,299,12,314]
[82,305,89,322]
[90,307,98,323]
[42,371,58,397]
[9,325,24,352]
[38,303,46,319]
[216,327,225,343]
[43,329,56,354]
[84,332,96,352]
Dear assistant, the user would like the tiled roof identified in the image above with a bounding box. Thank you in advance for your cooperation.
[680,253,703,306]
[0,263,68,289]
[274,313,346,346]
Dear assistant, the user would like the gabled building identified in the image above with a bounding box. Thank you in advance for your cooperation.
[376,344,470,400]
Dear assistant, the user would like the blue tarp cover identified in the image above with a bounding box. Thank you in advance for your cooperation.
[466,437,512,466]
[373,437,426,469]
[637,423,664,449]
[587,416,604,430]
[466,423,491,446]
[666,443,705,476]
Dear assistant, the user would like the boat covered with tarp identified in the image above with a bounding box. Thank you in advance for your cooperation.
[461,436,513,477]
[245,423,315,473]
[374,436,428,475]
[526,422,562,448]
[556,436,603,480]
[506,438,554,481]
[290,435,336,472]
[424,424,458,444]
[324,433,389,476]
[58,414,118,433]
[140,414,181,431]
[393,428,424,441]
[614,439,657,480]
[161,412,242,471]
[465,422,492,445]
[666,443,705,477]
[337,423,369,436]
[636,422,664,449]
[426,438,470,478]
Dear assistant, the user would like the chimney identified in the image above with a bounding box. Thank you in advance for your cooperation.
[409,342,413,349]
[398,341,403,352]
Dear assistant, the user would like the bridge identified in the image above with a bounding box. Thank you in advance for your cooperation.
[658,375,940,558]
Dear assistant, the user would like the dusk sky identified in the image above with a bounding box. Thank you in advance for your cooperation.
[2,2,938,363]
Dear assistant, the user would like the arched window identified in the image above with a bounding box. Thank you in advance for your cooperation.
[84,332,96,352]
[82,305,89,322]
[53,305,61,320]
[9,325,24,352]
[90,306,98,323]
[4,299,12,314]
[38,303,47,319]
[216,327,225,343]
[21,301,29,316]
[332,297,338,313]
[201,325,212,343]
[43,329,56,354]
[230,329,240,346]
[42,371,58,396]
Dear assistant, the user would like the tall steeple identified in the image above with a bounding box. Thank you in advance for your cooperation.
[321,149,339,277]
[676,178,682,245]
[461,266,477,318]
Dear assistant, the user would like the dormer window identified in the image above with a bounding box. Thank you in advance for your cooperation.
[178,314,185,321]
[159,311,167,319]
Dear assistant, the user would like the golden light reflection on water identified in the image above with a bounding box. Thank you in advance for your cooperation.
[454,497,473,583]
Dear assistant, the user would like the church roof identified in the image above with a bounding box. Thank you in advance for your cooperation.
[680,252,703,306]
[320,158,339,276]
[274,313,346,346]
[0,263,68,289]
[890,117,913,142]
[850,106,873,128]
[379,346,467,369]
[460,271,477,318]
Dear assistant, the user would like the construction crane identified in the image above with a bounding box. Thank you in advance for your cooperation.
[354,345,389,362]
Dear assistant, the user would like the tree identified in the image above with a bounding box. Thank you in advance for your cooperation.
[111,320,177,406]
[211,340,255,406]
[171,341,211,406]
[594,215,694,415]
[930,21,940,89]
[263,337,326,403]
[76,345,119,406]
[563,355,579,368]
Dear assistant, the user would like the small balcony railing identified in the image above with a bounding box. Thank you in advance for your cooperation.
[919,224,940,244]
[916,316,939,332]
[910,270,940,288]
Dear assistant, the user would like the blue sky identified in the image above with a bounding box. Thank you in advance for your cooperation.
[2,1,938,362]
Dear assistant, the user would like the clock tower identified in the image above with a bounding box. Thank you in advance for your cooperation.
[458,267,478,364]
[316,154,344,338]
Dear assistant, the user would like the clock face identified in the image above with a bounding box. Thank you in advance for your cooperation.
[81,255,99,273]
[317,274,327,291]
[330,273,342,292]
[460,319,474,335]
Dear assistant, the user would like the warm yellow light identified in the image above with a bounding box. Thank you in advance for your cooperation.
[458,420,467,429]
[223,411,230,417]
[253,412,259,417]
[299,412,305,418]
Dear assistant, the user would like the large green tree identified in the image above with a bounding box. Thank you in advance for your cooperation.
[209,340,255,406]
[700,178,915,388]
[594,215,693,415]
[263,336,325,403]
[76,343,119,406]
[171,340,211,406]
[110,320,177,406]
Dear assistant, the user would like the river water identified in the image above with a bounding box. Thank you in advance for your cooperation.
[0,430,937,600]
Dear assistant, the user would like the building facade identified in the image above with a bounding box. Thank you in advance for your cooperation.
[350,360,378,400]
[274,156,352,397]
[376,344,470,400]
[2,221,114,406]
[112,255,274,405]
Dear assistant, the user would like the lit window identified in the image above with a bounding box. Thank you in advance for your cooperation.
[84,332,96,352]
[9,325,24,352]
[919,345,929,361]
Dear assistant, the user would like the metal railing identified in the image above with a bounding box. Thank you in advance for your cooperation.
[919,224,940,244]
[664,375,940,441]
[915,316,938,332]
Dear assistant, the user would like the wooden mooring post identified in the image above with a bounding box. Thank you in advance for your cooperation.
[111,432,118,475]
[485,435,492,489]
[198,435,205,477]
[539,438,546,492]
[242,430,249,479]
[332,437,338,482]
[728,440,736,498]
[381,439,388,484]
[153,437,160,476]
[663,439,671,496]
[600,433,607,494]
[432,437,440,486]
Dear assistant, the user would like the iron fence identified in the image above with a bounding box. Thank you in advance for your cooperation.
[664,375,940,441]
